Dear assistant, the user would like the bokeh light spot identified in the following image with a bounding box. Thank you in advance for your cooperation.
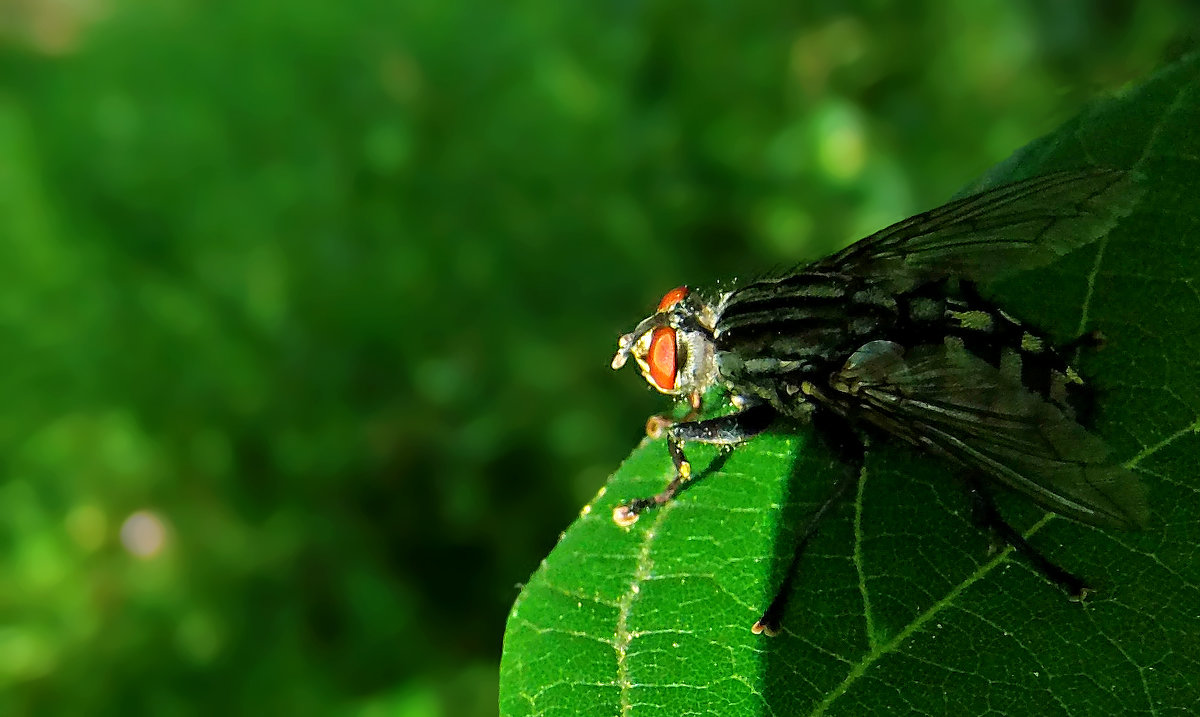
[813,102,867,182]
[120,510,168,559]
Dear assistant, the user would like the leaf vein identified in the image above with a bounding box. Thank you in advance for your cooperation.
[806,514,1056,716]
[615,469,675,717]
[1085,611,1159,717]
[852,462,878,651]
[1123,417,1200,468]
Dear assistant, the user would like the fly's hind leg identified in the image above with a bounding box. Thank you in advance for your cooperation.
[966,480,1091,599]
[613,403,776,526]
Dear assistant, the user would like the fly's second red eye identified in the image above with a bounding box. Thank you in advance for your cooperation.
[647,326,677,391]
[657,286,689,312]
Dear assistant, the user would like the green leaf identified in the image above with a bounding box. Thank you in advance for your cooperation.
[501,52,1200,716]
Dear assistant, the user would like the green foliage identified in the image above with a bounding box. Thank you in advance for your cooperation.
[501,53,1200,715]
[2,1,1199,715]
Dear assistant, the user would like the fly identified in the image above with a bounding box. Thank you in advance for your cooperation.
[610,168,1148,635]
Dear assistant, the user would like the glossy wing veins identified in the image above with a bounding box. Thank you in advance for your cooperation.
[826,341,1149,529]
[814,168,1142,290]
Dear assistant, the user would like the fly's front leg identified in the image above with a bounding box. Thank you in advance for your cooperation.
[613,403,777,526]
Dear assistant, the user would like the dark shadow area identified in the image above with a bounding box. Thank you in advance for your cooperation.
[758,429,862,714]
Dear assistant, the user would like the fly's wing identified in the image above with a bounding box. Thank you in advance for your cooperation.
[823,340,1148,530]
[815,169,1142,291]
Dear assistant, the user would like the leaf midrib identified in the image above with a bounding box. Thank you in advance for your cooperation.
[615,462,676,717]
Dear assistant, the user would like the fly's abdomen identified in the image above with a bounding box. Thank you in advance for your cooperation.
[895,285,1092,420]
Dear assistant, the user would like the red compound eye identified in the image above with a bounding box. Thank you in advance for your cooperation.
[657,286,689,312]
[647,326,677,391]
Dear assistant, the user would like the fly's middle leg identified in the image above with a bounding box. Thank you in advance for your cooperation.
[754,417,864,636]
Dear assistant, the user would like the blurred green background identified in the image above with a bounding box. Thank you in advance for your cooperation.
[0,1,1195,715]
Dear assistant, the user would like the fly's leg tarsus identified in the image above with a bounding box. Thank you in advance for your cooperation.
[612,460,688,527]
[612,405,776,526]
[611,440,698,527]
[966,481,1091,599]
[755,418,864,636]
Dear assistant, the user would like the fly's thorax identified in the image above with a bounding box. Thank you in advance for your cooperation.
[709,273,898,381]
[611,286,720,402]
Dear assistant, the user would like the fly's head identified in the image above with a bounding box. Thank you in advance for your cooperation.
[611,286,719,405]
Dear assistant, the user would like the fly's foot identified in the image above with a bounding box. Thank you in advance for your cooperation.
[611,460,693,527]
[645,415,675,439]
[751,617,782,637]
[612,503,643,527]
[611,494,665,527]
